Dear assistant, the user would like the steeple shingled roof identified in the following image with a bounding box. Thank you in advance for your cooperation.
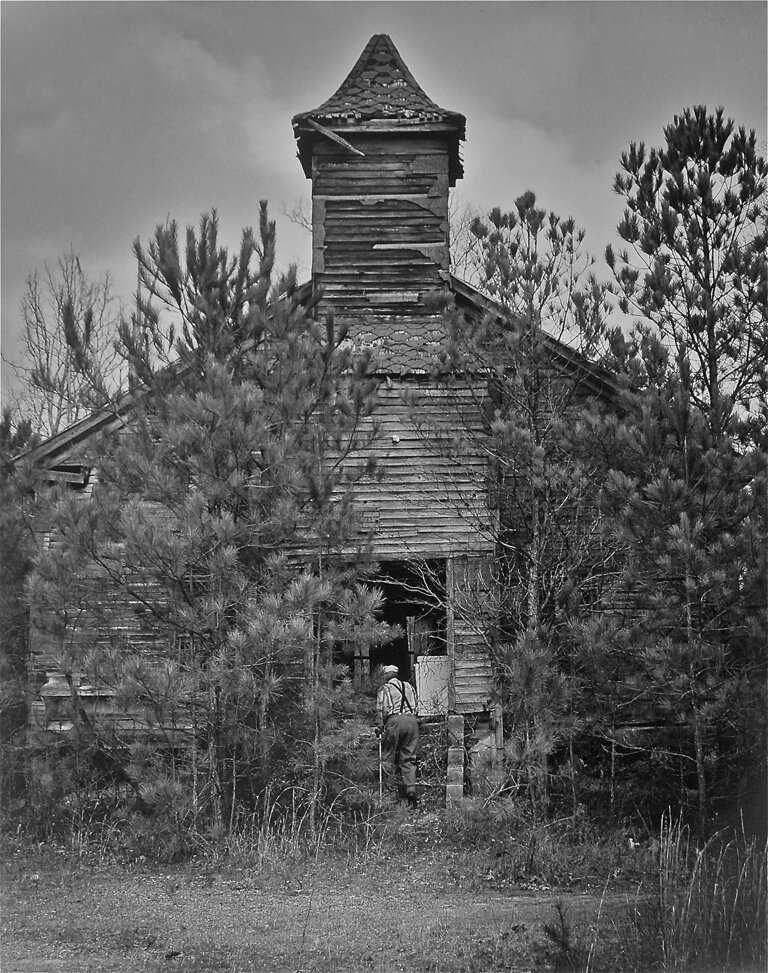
[292,35,465,182]
[296,34,462,125]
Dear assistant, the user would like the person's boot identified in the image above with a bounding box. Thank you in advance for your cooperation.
[406,792,418,810]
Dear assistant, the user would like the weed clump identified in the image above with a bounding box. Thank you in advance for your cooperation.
[623,813,767,972]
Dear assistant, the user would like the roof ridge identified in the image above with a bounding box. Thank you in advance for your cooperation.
[448,275,620,397]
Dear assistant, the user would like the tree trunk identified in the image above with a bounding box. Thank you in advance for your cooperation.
[257,652,272,774]
[691,680,708,837]
[310,602,322,841]
[230,751,237,835]
[191,690,199,827]
[527,494,541,632]
[210,685,224,830]
[569,732,577,819]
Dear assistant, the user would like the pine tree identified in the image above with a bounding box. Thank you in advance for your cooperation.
[28,206,393,840]
[599,332,767,833]
[0,411,37,807]
[607,105,768,446]
[424,194,620,814]
[604,111,768,829]
[606,106,768,830]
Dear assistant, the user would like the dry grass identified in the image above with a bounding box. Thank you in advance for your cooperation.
[3,802,764,972]
[622,813,768,973]
[1,838,620,973]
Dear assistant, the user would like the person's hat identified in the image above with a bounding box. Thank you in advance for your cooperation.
[381,665,399,677]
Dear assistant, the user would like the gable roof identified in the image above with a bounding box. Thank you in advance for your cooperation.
[448,276,620,399]
[18,282,316,469]
[18,390,137,471]
[18,275,619,469]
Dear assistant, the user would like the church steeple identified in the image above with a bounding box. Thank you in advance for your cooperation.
[293,34,465,183]
[292,35,465,371]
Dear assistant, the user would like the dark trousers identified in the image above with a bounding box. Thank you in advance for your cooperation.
[381,713,419,798]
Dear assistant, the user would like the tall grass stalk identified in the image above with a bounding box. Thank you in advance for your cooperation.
[223,785,384,863]
[643,812,767,972]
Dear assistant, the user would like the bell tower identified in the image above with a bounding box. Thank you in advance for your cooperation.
[292,34,465,370]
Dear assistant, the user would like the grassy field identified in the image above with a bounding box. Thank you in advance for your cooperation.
[1,810,638,973]
[1,857,625,972]
[3,804,764,972]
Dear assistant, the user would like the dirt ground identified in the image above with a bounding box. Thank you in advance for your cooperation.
[0,835,634,973]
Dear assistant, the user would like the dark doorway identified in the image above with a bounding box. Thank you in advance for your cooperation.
[369,560,446,682]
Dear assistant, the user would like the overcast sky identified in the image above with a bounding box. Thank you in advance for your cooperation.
[2,1,766,402]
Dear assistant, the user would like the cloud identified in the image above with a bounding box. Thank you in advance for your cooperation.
[462,111,623,260]
[128,21,296,183]
[12,108,77,157]
[1,10,310,391]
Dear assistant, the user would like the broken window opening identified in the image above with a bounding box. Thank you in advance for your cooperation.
[366,559,447,686]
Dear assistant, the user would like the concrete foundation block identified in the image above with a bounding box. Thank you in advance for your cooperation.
[469,732,505,795]
[445,718,466,803]
[446,745,464,788]
[446,714,464,747]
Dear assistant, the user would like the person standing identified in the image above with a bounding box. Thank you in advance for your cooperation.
[376,665,419,808]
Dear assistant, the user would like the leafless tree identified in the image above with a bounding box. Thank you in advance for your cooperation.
[447,190,483,287]
[6,248,123,438]
[282,198,312,234]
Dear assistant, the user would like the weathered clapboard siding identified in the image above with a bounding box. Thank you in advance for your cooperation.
[447,556,497,714]
[346,378,494,561]
[453,652,495,715]
[311,135,452,370]
[28,533,171,675]
[27,468,194,687]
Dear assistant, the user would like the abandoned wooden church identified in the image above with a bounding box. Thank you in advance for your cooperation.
[23,35,614,799]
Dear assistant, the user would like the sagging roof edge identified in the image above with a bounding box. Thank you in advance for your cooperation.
[15,280,317,468]
[448,275,621,399]
[16,275,618,468]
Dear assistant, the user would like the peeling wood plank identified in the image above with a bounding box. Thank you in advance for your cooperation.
[368,292,420,304]
[315,193,443,206]
[305,118,365,157]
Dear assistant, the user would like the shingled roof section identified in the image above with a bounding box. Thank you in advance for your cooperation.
[293,34,465,183]
[297,34,463,126]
